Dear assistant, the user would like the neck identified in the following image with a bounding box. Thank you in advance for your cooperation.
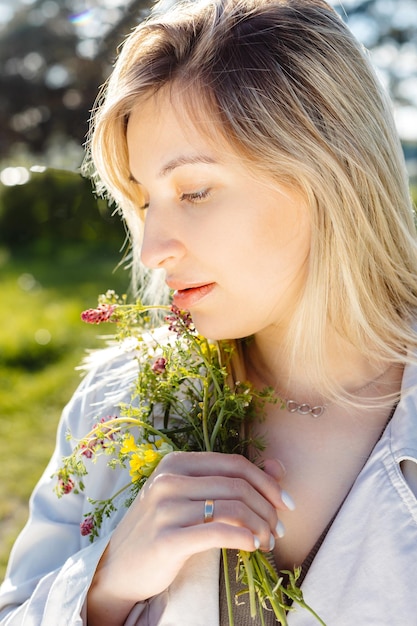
[242,329,402,407]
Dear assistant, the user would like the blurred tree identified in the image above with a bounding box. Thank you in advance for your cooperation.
[0,0,152,167]
[0,168,126,251]
[0,0,416,166]
[340,0,417,142]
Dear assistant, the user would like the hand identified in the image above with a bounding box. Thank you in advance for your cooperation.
[87,452,291,625]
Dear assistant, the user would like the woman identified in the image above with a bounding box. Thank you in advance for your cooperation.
[1,0,417,624]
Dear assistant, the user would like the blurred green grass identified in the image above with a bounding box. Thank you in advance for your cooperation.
[0,246,129,580]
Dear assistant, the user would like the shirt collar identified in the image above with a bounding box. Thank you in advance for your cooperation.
[389,357,417,460]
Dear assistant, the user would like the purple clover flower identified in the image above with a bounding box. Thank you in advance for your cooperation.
[152,357,167,374]
[80,516,94,537]
[80,416,117,457]
[81,304,116,324]
[58,477,74,495]
[165,305,195,335]
[80,443,94,458]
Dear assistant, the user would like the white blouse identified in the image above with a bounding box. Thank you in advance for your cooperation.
[1,336,417,625]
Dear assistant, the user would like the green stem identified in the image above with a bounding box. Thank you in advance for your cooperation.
[104,479,134,503]
[194,337,223,397]
[297,605,327,626]
[209,403,226,451]
[222,548,235,626]
[255,555,328,626]
[280,587,327,626]
[202,378,212,451]
[258,596,266,626]
[120,303,172,314]
[251,554,288,625]
[81,417,179,450]
[239,551,257,619]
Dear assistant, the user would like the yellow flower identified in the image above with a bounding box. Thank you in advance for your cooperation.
[129,454,146,481]
[120,434,138,454]
[127,441,174,481]
[141,448,157,465]
[200,341,217,360]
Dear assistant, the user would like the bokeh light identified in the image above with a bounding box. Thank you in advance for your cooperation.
[69,9,93,25]
[0,167,30,186]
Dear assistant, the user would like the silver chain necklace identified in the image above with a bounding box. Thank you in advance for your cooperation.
[284,399,326,418]
[281,365,393,418]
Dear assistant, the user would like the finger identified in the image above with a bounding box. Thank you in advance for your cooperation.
[157,451,287,509]
[152,496,274,550]
[144,474,279,551]
[263,458,296,511]
[263,458,286,481]
[150,472,278,532]
[197,498,277,551]
[128,490,269,552]
[169,521,262,558]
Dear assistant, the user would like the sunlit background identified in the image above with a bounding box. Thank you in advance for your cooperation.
[0,0,416,581]
[0,0,416,185]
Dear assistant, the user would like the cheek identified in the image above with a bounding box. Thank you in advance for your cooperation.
[252,206,311,276]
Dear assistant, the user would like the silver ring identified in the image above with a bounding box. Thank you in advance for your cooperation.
[204,499,214,523]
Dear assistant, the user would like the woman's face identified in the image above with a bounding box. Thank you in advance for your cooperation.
[126,90,311,340]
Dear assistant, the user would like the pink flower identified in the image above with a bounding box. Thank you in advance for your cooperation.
[80,442,94,458]
[81,304,116,324]
[152,357,167,374]
[80,516,94,536]
[93,416,116,443]
[165,305,195,335]
[58,477,74,495]
[80,416,117,457]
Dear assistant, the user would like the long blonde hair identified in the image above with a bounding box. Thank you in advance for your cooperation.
[85,0,417,401]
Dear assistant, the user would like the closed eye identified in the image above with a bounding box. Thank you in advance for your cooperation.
[180,189,211,203]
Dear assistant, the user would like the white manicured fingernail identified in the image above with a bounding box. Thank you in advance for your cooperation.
[281,490,296,511]
[254,535,261,550]
[269,533,275,551]
[276,520,285,538]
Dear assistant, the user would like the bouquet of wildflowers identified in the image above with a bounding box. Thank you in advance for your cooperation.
[55,290,326,626]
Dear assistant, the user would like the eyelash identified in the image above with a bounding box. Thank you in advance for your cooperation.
[134,189,211,211]
[180,189,211,203]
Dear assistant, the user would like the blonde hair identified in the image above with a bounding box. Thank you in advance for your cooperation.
[86,0,417,401]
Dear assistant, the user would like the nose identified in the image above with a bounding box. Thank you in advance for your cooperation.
[140,204,186,270]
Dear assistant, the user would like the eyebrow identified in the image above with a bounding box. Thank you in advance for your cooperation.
[159,154,217,177]
[129,154,217,184]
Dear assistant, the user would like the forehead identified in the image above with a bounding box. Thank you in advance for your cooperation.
[129,83,224,133]
[126,86,241,173]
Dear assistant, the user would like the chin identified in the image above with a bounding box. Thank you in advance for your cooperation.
[191,313,249,342]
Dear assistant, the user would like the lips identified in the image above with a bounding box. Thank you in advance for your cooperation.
[170,282,215,308]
